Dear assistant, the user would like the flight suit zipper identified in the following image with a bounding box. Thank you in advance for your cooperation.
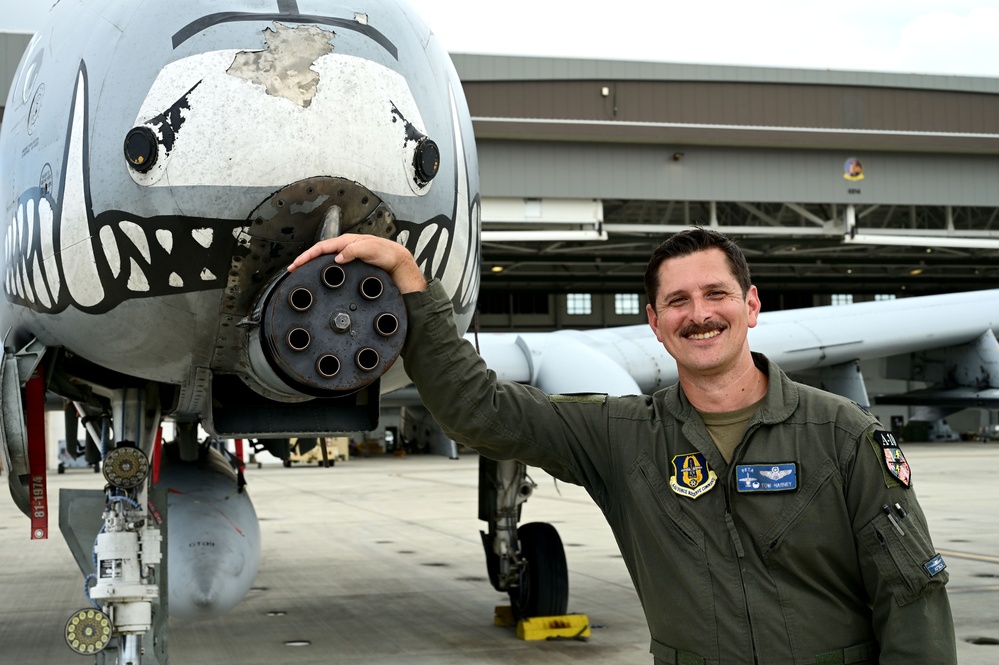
[725,421,762,664]
[723,484,758,665]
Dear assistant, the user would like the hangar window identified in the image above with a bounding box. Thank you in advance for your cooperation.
[513,292,550,315]
[875,294,896,301]
[477,291,550,315]
[831,294,854,306]
[566,293,592,315]
[615,293,641,315]
[477,292,510,315]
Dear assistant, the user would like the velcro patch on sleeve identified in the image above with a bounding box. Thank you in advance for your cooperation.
[867,429,912,489]
[548,393,607,404]
[923,553,947,576]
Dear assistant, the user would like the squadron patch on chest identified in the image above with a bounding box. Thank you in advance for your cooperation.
[669,452,717,499]
[736,463,798,493]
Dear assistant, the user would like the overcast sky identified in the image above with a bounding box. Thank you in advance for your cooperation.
[3,0,999,78]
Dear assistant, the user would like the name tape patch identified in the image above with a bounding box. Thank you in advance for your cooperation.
[736,463,798,493]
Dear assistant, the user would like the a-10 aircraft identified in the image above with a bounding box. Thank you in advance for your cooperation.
[1,0,998,663]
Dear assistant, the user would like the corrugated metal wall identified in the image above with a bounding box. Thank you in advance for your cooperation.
[451,53,999,94]
[478,141,999,206]
[463,79,999,135]
[451,54,999,208]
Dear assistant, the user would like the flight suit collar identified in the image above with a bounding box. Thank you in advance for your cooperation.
[748,352,800,425]
[662,353,800,468]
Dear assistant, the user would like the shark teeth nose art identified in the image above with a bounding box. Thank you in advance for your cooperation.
[3,65,241,316]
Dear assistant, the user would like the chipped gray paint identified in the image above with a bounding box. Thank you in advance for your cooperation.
[227,23,333,108]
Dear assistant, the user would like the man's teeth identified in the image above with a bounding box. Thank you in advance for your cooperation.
[688,330,721,340]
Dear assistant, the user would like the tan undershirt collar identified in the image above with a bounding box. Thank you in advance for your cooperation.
[698,397,765,463]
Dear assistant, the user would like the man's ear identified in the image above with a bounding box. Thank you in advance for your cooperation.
[646,303,664,342]
[746,285,762,328]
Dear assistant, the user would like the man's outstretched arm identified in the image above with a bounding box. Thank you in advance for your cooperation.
[288,233,427,294]
[289,232,607,488]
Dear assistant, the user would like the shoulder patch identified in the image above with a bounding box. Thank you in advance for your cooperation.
[867,430,912,489]
[548,393,607,404]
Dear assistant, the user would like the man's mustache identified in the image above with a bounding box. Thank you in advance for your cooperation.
[680,321,727,337]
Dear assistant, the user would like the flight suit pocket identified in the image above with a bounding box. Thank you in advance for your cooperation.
[629,453,718,662]
[759,459,836,559]
[651,637,706,665]
[858,506,948,606]
[630,453,706,551]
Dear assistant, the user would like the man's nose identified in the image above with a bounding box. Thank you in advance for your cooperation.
[689,294,713,320]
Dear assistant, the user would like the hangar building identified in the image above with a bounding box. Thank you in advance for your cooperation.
[449,53,999,331]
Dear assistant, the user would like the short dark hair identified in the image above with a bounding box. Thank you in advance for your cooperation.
[643,227,752,306]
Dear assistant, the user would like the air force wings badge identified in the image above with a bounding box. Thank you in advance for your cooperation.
[669,452,717,499]
[761,467,793,481]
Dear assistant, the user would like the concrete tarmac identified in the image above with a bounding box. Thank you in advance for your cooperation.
[1,441,998,664]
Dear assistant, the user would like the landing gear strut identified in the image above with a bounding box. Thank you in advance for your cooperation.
[65,444,162,663]
[60,387,166,664]
[479,457,569,618]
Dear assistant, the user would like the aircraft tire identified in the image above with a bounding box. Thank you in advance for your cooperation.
[510,522,569,618]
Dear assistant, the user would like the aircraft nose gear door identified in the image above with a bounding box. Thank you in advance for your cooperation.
[478,458,569,618]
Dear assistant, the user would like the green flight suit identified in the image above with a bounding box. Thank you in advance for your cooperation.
[402,280,957,665]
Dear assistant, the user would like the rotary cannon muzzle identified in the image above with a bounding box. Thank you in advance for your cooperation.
[253,259,407,395]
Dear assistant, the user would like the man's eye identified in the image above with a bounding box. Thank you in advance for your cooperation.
[667,298,686,307]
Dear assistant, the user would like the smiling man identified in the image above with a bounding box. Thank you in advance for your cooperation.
[645,235,764,416]
[292,227,956,664]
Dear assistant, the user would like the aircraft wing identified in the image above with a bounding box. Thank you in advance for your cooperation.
[469,288,999,409]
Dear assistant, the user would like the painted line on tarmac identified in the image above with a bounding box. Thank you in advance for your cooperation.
[946,585,999,594]
[938,549,999,565]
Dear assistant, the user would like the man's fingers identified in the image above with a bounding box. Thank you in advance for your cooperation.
[288,236,355,272]
[287,234,425,292]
